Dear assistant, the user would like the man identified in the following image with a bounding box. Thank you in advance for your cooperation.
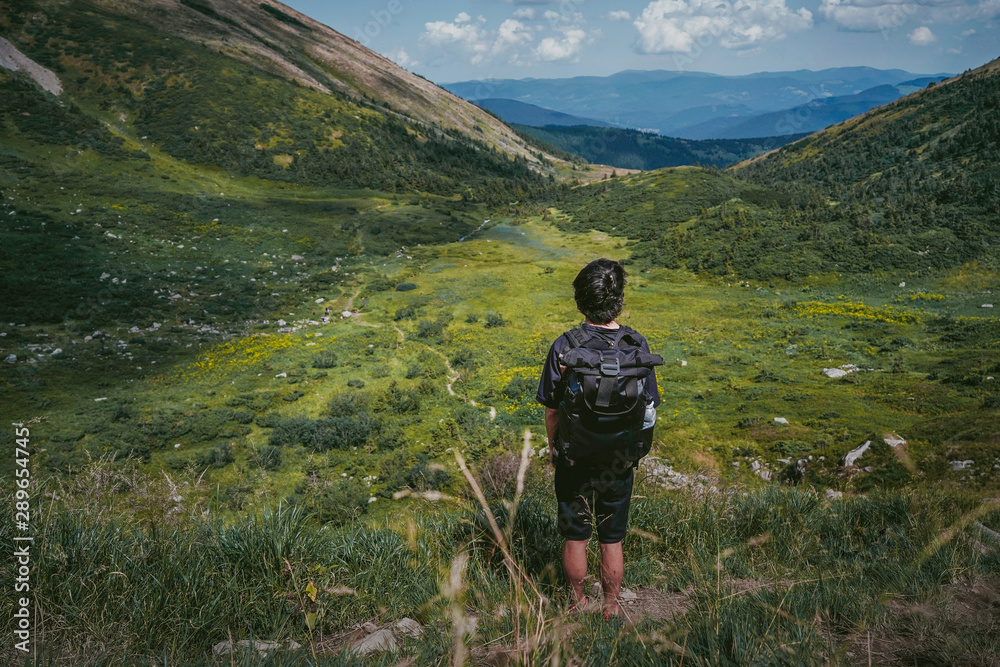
[536,258,660,619]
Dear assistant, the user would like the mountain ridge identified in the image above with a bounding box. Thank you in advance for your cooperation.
[444,67,953,138]
[77,0,555,166]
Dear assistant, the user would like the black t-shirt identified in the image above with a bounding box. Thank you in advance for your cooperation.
[536,324,661,409]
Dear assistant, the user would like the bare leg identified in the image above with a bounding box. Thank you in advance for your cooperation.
[563,539,589,604]
[599,541,624,617]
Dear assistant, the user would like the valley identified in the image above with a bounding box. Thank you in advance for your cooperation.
[0,0,998,664]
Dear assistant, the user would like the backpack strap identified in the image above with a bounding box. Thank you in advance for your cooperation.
[564,327,590,350]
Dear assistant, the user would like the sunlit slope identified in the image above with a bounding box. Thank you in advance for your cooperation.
[0,0,557,194]
[76,0,553,165]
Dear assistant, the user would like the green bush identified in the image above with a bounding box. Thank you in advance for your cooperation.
[254,445,283,470]
[195,442,235,468]
[395,282,417,292]
[312,351,339,368]
[310,478,371,525]
[484,311,506,328]
[394,306,416,321]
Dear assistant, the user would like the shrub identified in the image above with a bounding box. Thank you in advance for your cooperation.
[770,440,812,455]
[484,311,506,328]
[254,445,283,470]
[501,377,536,401]
[395,282,417,292]
[403,461,451,491]
[394,306,415,321]
[465,313,479,323]
[196,442,235,468]
[312,351,338,368]
[231,410,254,424]
[416,319,445,339]
[377,382,421,414]
[255,412,283,428]
[310,478,370,526]
[347,378,365,389]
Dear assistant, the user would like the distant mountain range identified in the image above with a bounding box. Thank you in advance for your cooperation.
[444,68,952,139]
[475,99,609,128]
[513,124,807,170]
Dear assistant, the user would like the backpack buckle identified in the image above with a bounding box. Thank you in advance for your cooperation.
[599,355,620,376]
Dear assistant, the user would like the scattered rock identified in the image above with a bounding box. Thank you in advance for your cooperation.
[757,470,772,481]
[825,489,843,500]
[4,354,15,364]
[842,440,871,467]
[982,304,994,309]
[883,432,906,447]
[774,417,789,425]
[620,588,638,602]
[274,372,287,378]
[950,460,975,471]
[394,618,424,639]
[640,458,716,492]
[350,628,398,656]
[822,364,861,378]
[314,297,324,304]
[212,639,301,657]
[291,255,304,261]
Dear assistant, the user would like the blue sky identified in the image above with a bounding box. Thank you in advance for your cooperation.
[282,0,997,82]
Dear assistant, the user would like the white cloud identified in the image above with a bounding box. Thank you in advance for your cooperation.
[606,10,633,21]
[909,25,937,44]
[535,26,595,61]
[513,8,536,19]
[819,0,1000,32]
[961,28,977,36]
[387,48,418,68]
[946,47,962,53]
[422,11,579,66]
[497,18,534,50]
[422,14,492,64]
[633,0,813,53]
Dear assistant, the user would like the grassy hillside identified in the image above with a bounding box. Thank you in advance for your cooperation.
[546,61,1000,282]
[731,59,1000,276]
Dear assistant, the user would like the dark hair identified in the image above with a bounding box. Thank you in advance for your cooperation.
[573,258,626,324]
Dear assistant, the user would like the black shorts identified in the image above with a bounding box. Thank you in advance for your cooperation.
[554,463,634,544]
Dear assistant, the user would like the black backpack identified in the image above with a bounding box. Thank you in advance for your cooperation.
[555,326,663,468]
